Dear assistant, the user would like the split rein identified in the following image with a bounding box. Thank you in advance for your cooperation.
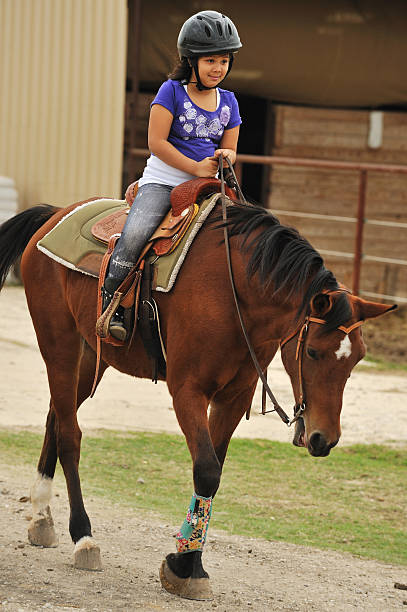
[218,156,363,428]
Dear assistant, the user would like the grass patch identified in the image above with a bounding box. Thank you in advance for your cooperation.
[1,429,406,566]
[358,354,407,373]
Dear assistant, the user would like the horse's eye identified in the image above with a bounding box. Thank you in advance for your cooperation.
[307,347,318,360]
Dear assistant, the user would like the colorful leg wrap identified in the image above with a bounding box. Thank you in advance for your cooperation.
[176,493,213,554]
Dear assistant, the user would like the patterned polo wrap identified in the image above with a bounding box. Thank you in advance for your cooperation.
[176,492,213,554]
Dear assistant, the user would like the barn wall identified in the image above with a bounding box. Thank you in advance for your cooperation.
[0,0,127,211]
[268,106,407,301]
[138,0,407,108]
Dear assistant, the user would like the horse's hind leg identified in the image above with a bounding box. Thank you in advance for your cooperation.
[71,340,107,570]
[28,403,59,547]
[29,333,106,570]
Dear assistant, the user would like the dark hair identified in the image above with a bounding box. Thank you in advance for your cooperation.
[168,57,192,82]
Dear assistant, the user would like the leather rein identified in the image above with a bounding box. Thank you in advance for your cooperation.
[219,157,290,425]
[218,157,363,428]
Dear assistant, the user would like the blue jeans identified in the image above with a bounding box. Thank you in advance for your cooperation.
[107,183,172,283]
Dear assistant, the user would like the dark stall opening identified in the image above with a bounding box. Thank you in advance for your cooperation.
[237,95,272,205]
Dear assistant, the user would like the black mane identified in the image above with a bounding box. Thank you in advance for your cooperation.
[213,202,352,330]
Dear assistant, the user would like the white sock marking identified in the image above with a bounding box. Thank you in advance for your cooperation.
[335,335,352,360]
[30,472,53,514]
[74,536,94,553]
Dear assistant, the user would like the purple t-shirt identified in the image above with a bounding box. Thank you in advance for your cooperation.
[151,79,241,162]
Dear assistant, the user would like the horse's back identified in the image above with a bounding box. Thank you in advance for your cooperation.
[20,201,101,346]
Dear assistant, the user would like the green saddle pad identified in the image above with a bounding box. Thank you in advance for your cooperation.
[37,194,221,292]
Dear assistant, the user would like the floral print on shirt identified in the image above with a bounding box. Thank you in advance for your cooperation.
[178,99,231,141]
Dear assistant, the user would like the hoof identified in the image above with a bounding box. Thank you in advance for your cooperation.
[159,559,212,601]
[74,536,102,571]
[28,507,58,547]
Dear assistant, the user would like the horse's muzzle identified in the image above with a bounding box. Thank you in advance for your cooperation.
[293,419,338,457]
[308,431,338,457]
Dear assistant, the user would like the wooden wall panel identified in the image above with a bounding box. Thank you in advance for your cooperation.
[269,105,407,302]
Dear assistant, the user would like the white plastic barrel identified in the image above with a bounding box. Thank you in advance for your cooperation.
[0,176,18,225]
[0,177,19,283]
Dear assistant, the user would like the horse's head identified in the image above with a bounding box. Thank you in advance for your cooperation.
[280,291,396,457]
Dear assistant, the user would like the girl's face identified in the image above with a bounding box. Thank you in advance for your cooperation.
[194,54,230,88]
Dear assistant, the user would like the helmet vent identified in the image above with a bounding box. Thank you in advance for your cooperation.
[204,25,211,37]
[228,24,232,35]
[216,22,223,36]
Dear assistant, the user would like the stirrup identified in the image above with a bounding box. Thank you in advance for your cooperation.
[100,286,127,342]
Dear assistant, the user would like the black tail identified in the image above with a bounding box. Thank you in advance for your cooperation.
[0,204,57,290]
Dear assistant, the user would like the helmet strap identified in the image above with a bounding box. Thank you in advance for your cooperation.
[189,57,213,91]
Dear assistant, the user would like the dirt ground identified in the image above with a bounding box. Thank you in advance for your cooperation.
[1,464,407,612]
[1,286,407,611]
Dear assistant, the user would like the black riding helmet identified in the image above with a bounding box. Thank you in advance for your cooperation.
[177,11,242,91]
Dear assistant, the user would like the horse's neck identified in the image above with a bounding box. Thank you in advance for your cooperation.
[236,271,302,345]
[186,220,304,343]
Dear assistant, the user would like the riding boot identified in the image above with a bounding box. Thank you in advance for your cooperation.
[101,276,127,342]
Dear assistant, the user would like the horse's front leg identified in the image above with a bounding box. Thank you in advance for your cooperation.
[162,382,257,598]
[160,384,220,601]
[209,381,258,467]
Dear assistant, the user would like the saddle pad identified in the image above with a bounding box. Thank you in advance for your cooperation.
[37,198,126,275]
[36,193,222,292]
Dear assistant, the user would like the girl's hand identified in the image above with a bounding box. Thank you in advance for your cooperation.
[214,148,236,165]
[194,156,219,177]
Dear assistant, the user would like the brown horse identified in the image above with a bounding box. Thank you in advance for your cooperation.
[0,197,395,600]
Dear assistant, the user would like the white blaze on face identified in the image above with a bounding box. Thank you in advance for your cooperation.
[335,335,352,360]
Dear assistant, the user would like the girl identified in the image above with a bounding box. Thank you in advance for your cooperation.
[102,10,242,340]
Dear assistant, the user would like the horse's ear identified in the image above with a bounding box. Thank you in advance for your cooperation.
[310,293,332,316]
[355,297,397,321]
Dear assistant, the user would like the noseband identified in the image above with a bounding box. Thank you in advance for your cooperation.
[279,316,364,425]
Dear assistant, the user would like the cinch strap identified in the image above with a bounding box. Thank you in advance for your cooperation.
[176,493,213,554]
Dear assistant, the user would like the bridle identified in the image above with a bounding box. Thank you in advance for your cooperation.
[279,315,364,426]
[218,156,364,428]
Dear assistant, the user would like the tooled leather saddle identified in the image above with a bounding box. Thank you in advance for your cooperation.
[94,177,235,347]
[91,177,235,254]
